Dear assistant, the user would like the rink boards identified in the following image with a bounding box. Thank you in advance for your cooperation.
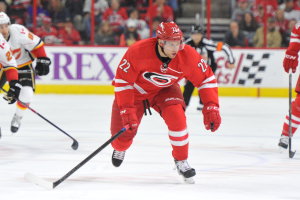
[17,46,296,97]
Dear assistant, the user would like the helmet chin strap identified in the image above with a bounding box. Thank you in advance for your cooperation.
[159,44,169,57]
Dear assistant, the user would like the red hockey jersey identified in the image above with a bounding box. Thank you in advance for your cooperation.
[286,21,300,53]
[113,38,219,109]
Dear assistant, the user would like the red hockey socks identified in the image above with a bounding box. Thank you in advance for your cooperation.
[162,104,189,161]
[282,97,300,137]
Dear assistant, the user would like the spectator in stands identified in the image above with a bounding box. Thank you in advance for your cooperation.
[10,0,31,9]
[284,0,300,22]
[58,20,83,45]
[253,17,282,47]
[275,9,289,36]
[48,0,71,28]
[102,0,128,36]
[255,4,275,27]
[231,0,252,22]
[224,21,246,47]
[151,16,161,37]
[83,0,109,39]
[145,0,174,23]
[65,0,85,32]
[26,0,49,29]
[35,16,61,44]
[239,11,258,46]
[0,1,7,14]
[127,8,149,39]
[94,21,117,45]
[282,18,297,46]
[167,0,179,19]
[119,19,140,46]
[295,0,300,10]
[239,11,259,32]
[253,0,278,18]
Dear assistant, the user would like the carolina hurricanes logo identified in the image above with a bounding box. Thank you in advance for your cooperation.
[143,72,178,87]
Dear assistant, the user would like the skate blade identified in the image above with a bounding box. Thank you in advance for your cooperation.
[183,177,195,184]
[279,147,284,153]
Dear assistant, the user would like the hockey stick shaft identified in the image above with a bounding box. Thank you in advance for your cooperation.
[288,70,296,158]
[1,88,78,150]
[52,125,129,188]
[18,70,38,74]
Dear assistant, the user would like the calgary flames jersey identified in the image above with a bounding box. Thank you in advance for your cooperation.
[113,37,219,108]
[8,24,43,68]
[0,33,18,81]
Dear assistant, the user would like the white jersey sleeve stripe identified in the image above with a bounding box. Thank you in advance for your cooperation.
[291,32,299,37]
[202,75,216,84]
[114,85,134,92]
[134,83,147,94]
[115,79,129,83]
[197,83,218,90]
[290,38,300,43]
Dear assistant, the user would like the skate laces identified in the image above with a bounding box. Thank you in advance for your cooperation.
[174,160,192,172]
[11,114,22,127]
[112,150,125,160]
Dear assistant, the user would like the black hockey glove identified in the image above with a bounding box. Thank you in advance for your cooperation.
[3,80,22,104]
[35,57,51,76]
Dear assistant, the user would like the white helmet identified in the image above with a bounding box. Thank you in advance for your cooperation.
[0,12,10,25]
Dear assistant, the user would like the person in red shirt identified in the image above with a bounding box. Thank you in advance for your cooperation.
[35,16,60,44]
[254,4,275,27]
[279,20,300,150]
[110,21,221,184]
[102,0,128,35]
[253,0,278,18]
[58,21,82,45]
[275,9,289,36]
[145,0,174,23]
[294,0,300,10]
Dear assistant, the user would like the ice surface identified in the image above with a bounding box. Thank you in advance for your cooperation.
[0,95,299,200]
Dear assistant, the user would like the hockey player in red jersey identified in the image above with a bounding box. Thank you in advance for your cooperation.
[110,21,221,184]
[279,20,300,149]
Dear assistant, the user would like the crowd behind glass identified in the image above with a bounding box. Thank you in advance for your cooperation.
[1,0,296,47]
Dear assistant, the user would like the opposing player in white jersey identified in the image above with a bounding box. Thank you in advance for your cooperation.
[0,33,22,105]
[0,12,51,133]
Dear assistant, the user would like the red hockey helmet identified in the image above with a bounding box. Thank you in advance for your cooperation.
[156,21,185,50]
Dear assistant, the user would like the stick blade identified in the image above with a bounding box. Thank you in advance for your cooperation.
[289,150,296,158]
[25,173,54,190]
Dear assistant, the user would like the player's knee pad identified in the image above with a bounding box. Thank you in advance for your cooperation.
[19,86,34,103]
[162,104,187,131]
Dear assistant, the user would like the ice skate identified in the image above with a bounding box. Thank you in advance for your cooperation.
[112,150,126,167]
[11,114,22,133]
[174,159,196,184]
[278,134,289,152]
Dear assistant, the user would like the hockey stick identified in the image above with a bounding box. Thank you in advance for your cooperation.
[25,125,129,189]
[288,69,296,158]
[17,70,38,74]
[1,88,78,150]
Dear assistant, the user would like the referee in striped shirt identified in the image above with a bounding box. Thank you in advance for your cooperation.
[183,25,236,110]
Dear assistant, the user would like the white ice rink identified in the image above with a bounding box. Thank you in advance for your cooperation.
[0,95,299,200]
